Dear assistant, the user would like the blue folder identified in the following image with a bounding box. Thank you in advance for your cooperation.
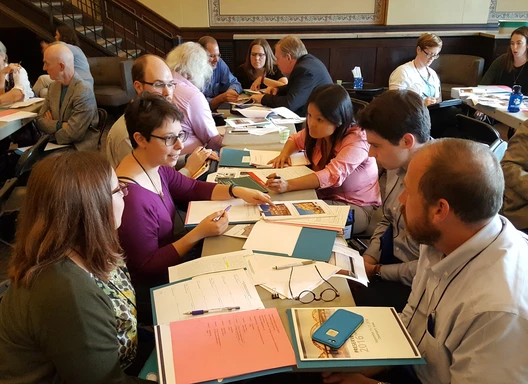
[285,309,425,369]
[218,148,255,168]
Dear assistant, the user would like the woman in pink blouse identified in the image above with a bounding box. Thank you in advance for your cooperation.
[267,84,381,233]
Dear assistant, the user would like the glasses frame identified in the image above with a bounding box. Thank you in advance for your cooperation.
[150,131,188,146]
[139,80,177,90]
[421,48,440,60]
[289,264,340,304]
[208,53,221,59]
[112,181,129,197]
[250,53,266,58]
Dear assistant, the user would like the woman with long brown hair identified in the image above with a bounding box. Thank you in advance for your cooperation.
[234,38,288,91]
[0,151,152,383]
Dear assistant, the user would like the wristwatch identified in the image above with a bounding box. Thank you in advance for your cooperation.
[373,264,382,281]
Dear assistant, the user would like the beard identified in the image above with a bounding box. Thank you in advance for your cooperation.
[401,204,441,245]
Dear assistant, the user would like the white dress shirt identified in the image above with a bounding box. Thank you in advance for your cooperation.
[401,215,528,383]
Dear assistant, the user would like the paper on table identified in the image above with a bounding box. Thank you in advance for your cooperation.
[247,125,280,136]
[217,125,227,136]
[332,242,369,287]
[157,308,296,384]
[246,254,340,300]
[15,142,70,154]
[0,110,37,122]
[250,150,310,167]
[224,223,255,239]
[168,249,252,282]
[153,269,264,325]
[249,165,314,183]
[8,98,45,108]
[243,220,301,256]
[185,199,261,226]
[273,205,349,232]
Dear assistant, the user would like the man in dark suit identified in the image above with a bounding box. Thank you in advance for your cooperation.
[251,35,333,117]
[36,44,98,151]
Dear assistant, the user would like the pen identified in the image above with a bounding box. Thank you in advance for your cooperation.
[183,306,241,316]
[255,165,273,169]
[213,204,231,222]
[266,174,281,180]
[199,143,208,151]
[272,260,316,270]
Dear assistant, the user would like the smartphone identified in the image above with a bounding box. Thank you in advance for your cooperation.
[311,309,364,349]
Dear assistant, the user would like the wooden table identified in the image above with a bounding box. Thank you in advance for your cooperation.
[0,102,43,141]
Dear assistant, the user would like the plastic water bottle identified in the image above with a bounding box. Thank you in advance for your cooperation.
[508,85,523,113]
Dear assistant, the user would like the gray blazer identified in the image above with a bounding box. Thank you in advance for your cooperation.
[501,120,528,230]
[36,72,99,151]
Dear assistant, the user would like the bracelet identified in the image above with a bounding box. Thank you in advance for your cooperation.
[228,183,238,199]
[373,264,382,281]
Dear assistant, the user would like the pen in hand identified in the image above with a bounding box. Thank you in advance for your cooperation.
[213,205,231,222]
[183,306,241,316]
[266,174,281,180]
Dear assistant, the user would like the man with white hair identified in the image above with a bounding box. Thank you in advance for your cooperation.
[36,43,98,151]
[251,35,332,117]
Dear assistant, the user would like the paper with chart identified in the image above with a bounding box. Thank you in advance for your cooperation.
[168,249,252,282]
[291,307,421,361]
[185,199,261,226]
[153,269,264,325]
[155,308,296,384]
[245,253,340,300]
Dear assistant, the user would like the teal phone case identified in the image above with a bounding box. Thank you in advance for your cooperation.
[311,309,364,349]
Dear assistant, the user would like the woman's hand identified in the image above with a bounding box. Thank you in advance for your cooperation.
[185,146,219,176]
[234,187,273,205]
[265,174,288,193]
[424,96,437,106]
[1,63,21,76]
[268,153,291,168]
[194,210,229,238]
[250,77,263,91]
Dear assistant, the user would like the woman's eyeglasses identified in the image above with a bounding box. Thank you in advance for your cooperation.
[289,264,340,304]
[251,53,266,59]
[150,131,189,146]
[422,49,440,60]
[112,181,129,197]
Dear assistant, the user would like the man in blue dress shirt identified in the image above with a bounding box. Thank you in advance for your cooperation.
[198,36,242,111]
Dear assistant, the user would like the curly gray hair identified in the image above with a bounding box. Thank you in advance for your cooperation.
[165,42,213,91]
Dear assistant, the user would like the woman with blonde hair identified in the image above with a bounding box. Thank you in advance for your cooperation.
[235,38,288,91]
[0,151,152,383]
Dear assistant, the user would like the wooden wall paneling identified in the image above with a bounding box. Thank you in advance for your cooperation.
[329,46,377,83]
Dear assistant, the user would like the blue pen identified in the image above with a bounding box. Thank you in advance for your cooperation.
[183,306,241,316]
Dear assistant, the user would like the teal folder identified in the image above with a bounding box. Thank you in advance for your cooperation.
[218,148,254,168]
[285,309,426,369]
[252,227,336,262]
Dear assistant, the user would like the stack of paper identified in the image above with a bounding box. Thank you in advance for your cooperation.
[185,199,261,226]
[258,199,334,221]
[330,239,369,287]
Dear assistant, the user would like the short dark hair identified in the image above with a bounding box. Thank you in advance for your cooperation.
[198,36,218,49]
[419,138,504,223]
[125,92,184,148]
[56,25,80,46]
[358,90,430,145]
[305,84,355,166]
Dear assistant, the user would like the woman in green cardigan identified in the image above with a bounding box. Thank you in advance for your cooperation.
[0,151,153,383]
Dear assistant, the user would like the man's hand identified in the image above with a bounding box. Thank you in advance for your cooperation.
[44,110,53,120]
[251,94,264,103]
[223,89,239,103]
[264,87,278,95]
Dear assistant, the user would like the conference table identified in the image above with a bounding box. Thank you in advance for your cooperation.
[0,102,43,141]
[463,101,528,131]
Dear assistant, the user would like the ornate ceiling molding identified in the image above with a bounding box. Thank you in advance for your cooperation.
[488,0,528,21]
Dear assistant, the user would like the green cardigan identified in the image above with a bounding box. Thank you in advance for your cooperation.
[0,258,153,384]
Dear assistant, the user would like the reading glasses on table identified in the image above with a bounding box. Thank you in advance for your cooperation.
[289,264,340,304]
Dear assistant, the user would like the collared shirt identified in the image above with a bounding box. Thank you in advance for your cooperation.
[202,58,242,104]
[172,72,222,154]
[0,64,34,100]
[364,168,420,285]
[401,215,528,383]
[289,127,381,207]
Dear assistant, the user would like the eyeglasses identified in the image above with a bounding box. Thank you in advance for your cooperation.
[150,131,188,146]
[422,49,440,60]
[208,53,221,59]
[289,264,340,304]
[251,53,266,59]
[139,81,177,91]
[112,181,129,197]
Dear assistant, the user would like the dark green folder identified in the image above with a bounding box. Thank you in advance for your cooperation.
[217,176,268,193]
[218,148,254,168]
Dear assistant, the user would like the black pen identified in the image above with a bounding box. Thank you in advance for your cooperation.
[266,175,281,180]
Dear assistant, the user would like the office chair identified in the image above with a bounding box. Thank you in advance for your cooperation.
[96,108,109,150]
[0,135,50,245]
[455,114,508,161]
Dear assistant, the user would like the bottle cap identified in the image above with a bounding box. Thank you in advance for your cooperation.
[513,84,522,94]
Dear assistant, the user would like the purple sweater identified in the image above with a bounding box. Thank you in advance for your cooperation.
[118,166,216,281]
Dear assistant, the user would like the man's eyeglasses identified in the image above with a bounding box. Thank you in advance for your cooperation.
[139,81,177,91]
[289,264,340,304]
[208,53,221,60]
[251,53,266,59]
[150,131,188,146]
[422,49,440,60]
[112,181,129,197]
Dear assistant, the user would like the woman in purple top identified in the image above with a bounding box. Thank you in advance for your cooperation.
[266,84,381,234]
[116,93,272,322]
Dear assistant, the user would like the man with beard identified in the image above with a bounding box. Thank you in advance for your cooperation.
[355,90,429,311]
[323,138,528,384]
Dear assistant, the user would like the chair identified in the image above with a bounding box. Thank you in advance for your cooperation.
[0,135,50,245]
[86,57,135,108]
[96,108,108,150]
[350,98,369,120]
[0,279,10,302]
[429,54,484,100]
[456,114,508,161]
